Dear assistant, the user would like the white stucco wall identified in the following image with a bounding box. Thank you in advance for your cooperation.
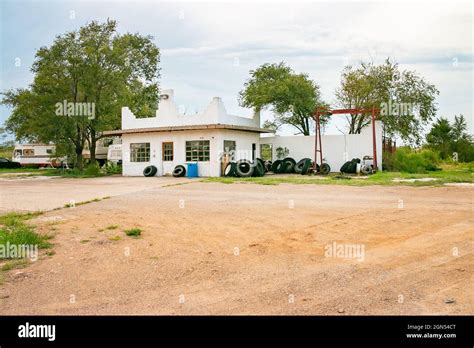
[260,121,383,172]
[122,89,260,130]
[122,129,260,177]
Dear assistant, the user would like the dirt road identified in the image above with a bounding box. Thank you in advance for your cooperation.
[0,175,191,212]
[0,178,472,314]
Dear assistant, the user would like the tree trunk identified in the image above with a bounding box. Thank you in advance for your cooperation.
[349,114,357,134]
[75,146,84,170]
[90,129,97,164]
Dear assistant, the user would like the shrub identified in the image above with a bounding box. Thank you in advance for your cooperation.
[467,162,474,173]
[83,162,102,176]
[384,147,441,173]
[104,162,122,175]
[124,228,142,237]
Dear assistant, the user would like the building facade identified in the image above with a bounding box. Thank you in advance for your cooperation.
[105,89,272,177]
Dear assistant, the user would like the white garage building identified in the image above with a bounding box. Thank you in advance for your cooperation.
[105,89,383,177]
[105,89,273,177]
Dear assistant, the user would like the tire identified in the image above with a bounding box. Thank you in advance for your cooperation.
[320,163,331,175]
[172,165,186,177]
[283,157,296,165]
[236,159,254,177]
[301,159,312,175]
[143,165,157,177]
[360,164,372,175]
[295,158,311,174]
[282,158,296,173]
[347,161,357,173]
[271,160,284,173]
[256,158,265,169]
[252,160,265,177]
[340,161,351,173]
[224,162,237,177]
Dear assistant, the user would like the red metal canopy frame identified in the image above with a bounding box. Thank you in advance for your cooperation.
[312,107,380,172]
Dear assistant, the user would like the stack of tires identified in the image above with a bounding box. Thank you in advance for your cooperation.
[224,159,266,178]
[270,157,330,175]
[224,157,332,177]
[340,158,371,174]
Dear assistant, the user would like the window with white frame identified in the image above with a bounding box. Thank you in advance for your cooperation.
[130,143,150,162]
[162,142,173,161]
[186,140,210,161]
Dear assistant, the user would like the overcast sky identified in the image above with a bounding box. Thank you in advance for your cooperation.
[0,0,472,138]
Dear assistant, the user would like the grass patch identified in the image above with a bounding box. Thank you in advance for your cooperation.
[108,235,121,241]
[0,212,52,272]
[106,224,119,230]
[0,168,60,175]
[124,228,142,237]
[205,164,472,187]
[0,165,119,179]
[1,258,30,271]
[0,213,52,256]
[79,239,90,244]
[0,211,43,226]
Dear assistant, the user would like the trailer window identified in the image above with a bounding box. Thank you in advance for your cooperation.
[14,149,22,156]
[130,143,150,162]
[23,149,34,156]
[46,149,53,154]
[186,140,210,162]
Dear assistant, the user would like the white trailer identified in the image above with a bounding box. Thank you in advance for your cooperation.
[107,144,122,164]
[12,144,65,167]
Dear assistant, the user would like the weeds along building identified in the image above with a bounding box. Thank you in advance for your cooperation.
[104,89,273,177]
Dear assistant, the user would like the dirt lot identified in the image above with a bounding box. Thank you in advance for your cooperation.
[0,175,191,212]
[0,176,472,314]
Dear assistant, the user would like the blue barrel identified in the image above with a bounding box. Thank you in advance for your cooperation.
[187,162,198,177]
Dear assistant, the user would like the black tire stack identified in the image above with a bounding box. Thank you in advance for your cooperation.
[224,156,332,177]
[340,158,360,174]
[270,157,331,175]
[224,159,265,178]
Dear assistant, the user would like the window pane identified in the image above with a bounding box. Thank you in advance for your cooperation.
[163,142,173,161]
[185,140,210,161]
[130,143,150,162]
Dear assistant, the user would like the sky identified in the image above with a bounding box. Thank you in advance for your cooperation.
[0,0,472,139]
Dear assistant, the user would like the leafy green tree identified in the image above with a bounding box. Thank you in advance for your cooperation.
[239,62,327,135]
[425,118,453,159]
[336,59,439,144]
[426,115,474,161]
[2,20,160,169]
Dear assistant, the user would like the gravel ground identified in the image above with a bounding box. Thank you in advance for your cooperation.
[0,177,472,315]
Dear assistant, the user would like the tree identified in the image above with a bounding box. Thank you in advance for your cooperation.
[239,62,327,135]
[335,59,439,144]
[1,20,160,169]
[425,118,453,159]
[426,115,474,161]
